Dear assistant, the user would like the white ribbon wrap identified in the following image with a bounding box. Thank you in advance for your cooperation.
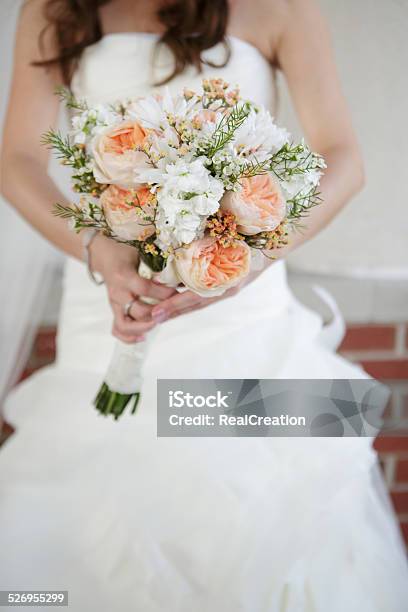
[103,261,161,395]
[104,339,146,395]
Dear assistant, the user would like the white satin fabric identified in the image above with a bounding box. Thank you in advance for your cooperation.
[0,34,407,611]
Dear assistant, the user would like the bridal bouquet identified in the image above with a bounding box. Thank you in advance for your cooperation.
[44,79,325,419]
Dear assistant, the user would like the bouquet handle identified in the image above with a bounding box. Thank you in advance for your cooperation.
[94,261,157,419]
[94,339,145,419]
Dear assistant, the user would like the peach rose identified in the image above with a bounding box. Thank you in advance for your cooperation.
[92,121,150,187]
[221,173,286,235]
[100,184,156,241]
[174,236,251,297]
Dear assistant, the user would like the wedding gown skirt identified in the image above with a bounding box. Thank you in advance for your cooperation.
[1,34,407,611]
[1,258,407,611]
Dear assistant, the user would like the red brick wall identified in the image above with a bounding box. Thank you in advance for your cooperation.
[2,323,408,545]
[18,327,57,382]
[340,323,408,546]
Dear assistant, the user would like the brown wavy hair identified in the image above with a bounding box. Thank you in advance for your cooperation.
[33,0,231,85]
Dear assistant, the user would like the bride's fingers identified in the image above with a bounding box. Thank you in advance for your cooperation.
[152,291,203,320]
[108,289,154,321]
[166,286,241,320]
[127,299,153,322]
[168,299,216,319]
[128,276,176,301]
[112,327,146,344]
[113,318,156,337]
[168,306,197,319]
[112,304,156,336]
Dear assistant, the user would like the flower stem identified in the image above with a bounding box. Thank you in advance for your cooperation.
[94,382,140,420]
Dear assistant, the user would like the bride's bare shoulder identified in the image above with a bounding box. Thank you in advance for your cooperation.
[232,0,325,62]
[230,0,290,61]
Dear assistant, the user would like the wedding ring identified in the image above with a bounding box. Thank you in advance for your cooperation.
[123,299,137,318]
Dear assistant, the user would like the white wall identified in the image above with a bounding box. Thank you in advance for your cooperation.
[282,0,408,278]
[1,0,407,278]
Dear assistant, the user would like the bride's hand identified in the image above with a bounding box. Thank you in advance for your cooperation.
[149,272,260,321]
[151,285,242,321]
[92,235,176,343]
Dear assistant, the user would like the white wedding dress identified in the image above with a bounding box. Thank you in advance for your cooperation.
[1,34,407,611]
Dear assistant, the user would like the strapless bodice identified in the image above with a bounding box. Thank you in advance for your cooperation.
[71,33,277,110]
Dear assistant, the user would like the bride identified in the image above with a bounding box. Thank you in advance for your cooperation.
[1,0,407,610]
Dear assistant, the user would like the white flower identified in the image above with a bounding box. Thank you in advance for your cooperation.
[304,168,323,187]
[234,107,290,161]
[127,88,199,131]
[282,167,323,199]
[72,128,87,145]
[153,159,224,248]
[190,193,219,215]
[71,104,121,145]
[281,177,304,198]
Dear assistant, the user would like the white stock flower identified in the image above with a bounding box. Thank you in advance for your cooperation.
[153,159,224,249]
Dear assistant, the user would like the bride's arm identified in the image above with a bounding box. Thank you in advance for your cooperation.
[1,1,174,344]
[153,0,364,321]
[269,0,365,255]
[0,2,80,259]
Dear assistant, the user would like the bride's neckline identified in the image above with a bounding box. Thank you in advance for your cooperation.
[93,31,270,65]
